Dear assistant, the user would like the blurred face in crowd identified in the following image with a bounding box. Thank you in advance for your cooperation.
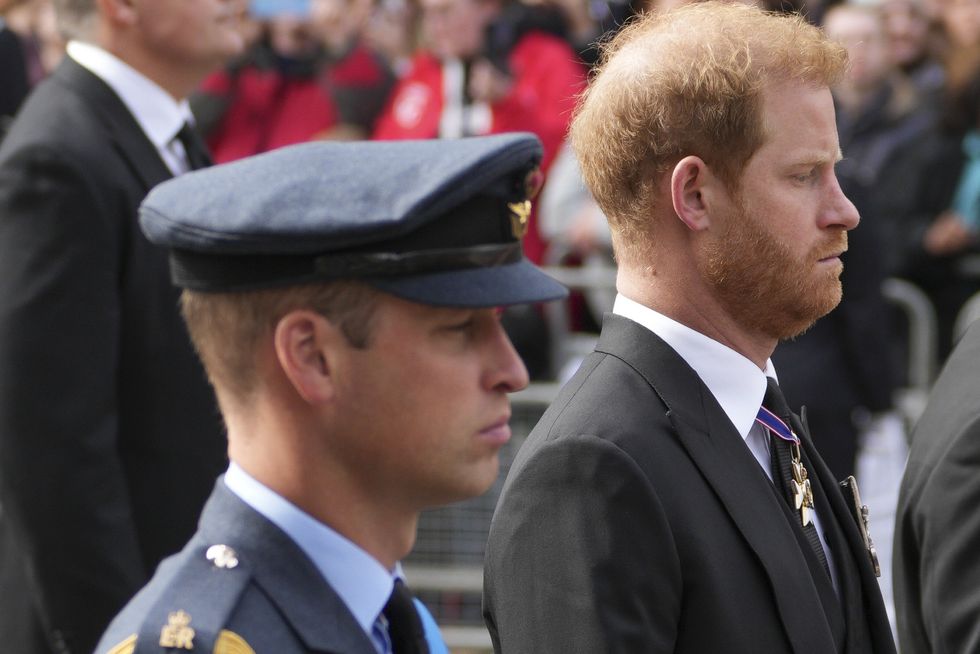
[420,0,498,60]
[699,80,858,340]
[268,13,317,58]
[311,0,372,53]
[880,0,934,68]
[823,6,892,92]
[942,0,980,48]
[323,294,529,509]
[132,0,245,75]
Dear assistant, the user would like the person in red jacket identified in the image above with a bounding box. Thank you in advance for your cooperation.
[374,0,585,265]
[196,0,394,163]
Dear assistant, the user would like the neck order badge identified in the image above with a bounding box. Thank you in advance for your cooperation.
[756,404,816,527]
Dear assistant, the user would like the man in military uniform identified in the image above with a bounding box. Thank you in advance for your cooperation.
[95,133,565,654]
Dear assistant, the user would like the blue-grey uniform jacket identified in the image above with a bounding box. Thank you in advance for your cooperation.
[96,480,392,654]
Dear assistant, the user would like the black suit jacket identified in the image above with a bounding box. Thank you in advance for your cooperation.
[483,314,895,653]
[0,57,225,654]
[95,481,379,654]
[893,319,980,653]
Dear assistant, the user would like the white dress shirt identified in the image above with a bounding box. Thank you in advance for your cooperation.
[224,463,399,654]
[613,293,839,591]
[66,40,196,175]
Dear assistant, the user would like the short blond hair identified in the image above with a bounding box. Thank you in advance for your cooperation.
[570,1,847,263]
[181,282,382,405]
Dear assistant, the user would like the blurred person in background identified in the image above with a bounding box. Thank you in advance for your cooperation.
[310,0,397,138]
[364,0,419,77]
[0,0,244,652]
[824,1,935,198]
[373,0,585,265]
[940,0,980,55]
[0,0,63,131]
[884,41,980,358]
[0,0,32,126]
[194,0,395,163]
[802,1,931,388]
[880,0,945,106]
[374,0,585,379]
[530,0,634,68]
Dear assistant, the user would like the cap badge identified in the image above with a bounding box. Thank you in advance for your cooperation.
[159,610,195,650]
[508,201,531,239]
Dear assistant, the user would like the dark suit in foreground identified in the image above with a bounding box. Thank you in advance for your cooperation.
[484,315,895,653]
[893,320,980,653]
[0,57,224,653]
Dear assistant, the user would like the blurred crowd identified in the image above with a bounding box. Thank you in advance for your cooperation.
[5,0,980,503]
[6,0,980,647]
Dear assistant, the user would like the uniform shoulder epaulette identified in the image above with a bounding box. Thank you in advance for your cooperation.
[104,543,255,654]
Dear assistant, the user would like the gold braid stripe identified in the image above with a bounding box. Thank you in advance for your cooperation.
[103,630,254,654]
[105,635,136,654]
[214,630,256,654]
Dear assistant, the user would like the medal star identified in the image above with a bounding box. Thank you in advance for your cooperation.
[792,479,805,510]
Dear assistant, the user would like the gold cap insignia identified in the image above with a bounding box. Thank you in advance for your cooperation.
[160,610,195,650]
[206,544,239,569]
[508,201,531,240]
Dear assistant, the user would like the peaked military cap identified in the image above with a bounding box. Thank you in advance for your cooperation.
[140,133,567,307]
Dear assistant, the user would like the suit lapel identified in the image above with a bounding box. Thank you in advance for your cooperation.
[199,483,378,654]
[53,57,173,191]
[799,429,892,653]
[595,314,838,654]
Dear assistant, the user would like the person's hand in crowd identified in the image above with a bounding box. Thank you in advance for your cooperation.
[469,58,513,104]
[566,202,606,258]
[924,210,977,255]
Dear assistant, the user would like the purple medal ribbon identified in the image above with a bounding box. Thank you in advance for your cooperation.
[755,406,799,445]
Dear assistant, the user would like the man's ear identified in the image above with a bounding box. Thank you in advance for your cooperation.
[273,310,341,405]
[670,155,716,232]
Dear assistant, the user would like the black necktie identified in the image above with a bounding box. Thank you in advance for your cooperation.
[175,122,212,171]
[383,579,429,654]
[762,378,832,581]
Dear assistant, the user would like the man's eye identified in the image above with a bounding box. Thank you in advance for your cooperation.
[446,319,475,332]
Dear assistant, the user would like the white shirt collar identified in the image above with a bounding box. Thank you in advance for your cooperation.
[66,40,193,151]
[223,462,397,640]
[612,293,776,441]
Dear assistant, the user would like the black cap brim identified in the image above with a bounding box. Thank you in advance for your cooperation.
[366,259,567,308]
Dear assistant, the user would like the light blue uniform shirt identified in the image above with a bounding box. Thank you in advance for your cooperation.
[224,463,448,653]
